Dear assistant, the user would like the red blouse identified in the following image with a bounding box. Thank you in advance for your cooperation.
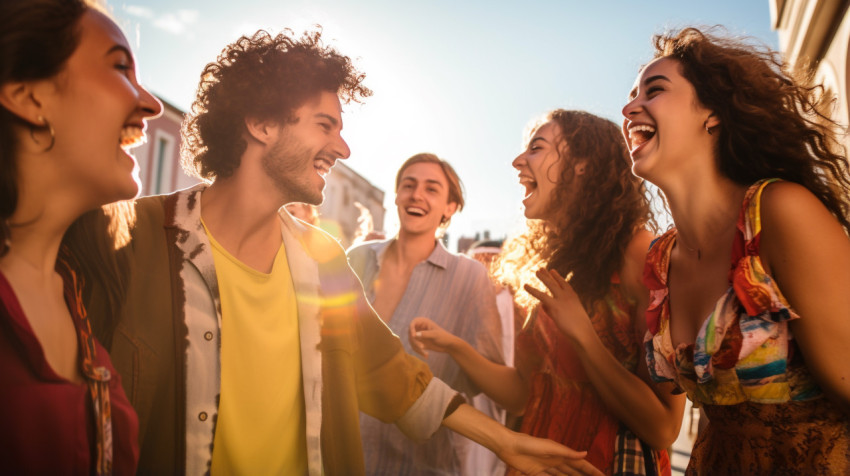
[0,266,138,474]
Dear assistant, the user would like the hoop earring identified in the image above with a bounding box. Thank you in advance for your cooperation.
[30,116,56,152]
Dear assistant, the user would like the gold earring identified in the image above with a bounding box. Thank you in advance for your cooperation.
[30,116,55,152]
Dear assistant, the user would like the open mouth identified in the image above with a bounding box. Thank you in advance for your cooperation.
[405,206,427,217]
[119,125,145,150]
[627,124,656,151]
[518,175,537,199]
[314,158,334,177]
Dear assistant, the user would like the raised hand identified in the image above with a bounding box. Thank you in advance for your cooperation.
[523,268,594,343]
[409,316,460,358]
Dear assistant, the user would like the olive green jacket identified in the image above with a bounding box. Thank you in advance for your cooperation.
[91,185,455,475]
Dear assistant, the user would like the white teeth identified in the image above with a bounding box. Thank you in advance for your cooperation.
[627,124,657,150]
[120,126,145,149]
[314,159,333,176]
[628,124,656,136]
[518,177,537,200]
[518,176,537,187]
[406,207,426,216]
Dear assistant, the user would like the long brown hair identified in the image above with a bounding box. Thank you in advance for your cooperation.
[62,203,134,348]
[0,0,88,255]
[654,27,850,232]
[0,0,135,346]
[496,110,656,313]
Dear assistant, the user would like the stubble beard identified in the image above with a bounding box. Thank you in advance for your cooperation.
[261,137,324,206]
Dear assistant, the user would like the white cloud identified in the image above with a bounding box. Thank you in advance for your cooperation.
[124,5,154,19]
[152,9,199,36]
[176,9,199,24]
[153,14,184,34]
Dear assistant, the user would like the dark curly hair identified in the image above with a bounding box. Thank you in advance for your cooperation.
[653,27,850,232]
[182,29,372,181]
[496,110,657,312]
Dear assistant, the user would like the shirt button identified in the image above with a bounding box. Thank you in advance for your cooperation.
[198,412,208,422]
[204,331,214,341]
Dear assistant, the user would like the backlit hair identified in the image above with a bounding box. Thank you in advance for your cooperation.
[394,153,465,229]
[653,26,850,232]
[496,110,657,313]
[182,29,371,182]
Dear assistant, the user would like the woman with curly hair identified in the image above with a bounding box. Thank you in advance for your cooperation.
[622,27,850,473]
[411,109,685,475]
[0,0,162,472]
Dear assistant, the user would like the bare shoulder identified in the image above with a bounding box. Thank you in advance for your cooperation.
[759,181,845,247]
[758,180,849,277]
[759,180,833,226]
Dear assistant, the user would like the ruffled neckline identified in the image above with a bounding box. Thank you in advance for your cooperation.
[643,179,799,387]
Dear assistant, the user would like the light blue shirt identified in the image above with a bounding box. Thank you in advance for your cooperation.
[347,239,504,476]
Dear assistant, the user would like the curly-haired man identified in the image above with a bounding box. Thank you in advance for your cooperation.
[90,29,598,475]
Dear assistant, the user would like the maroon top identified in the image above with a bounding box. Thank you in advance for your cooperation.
[0,266,138,474]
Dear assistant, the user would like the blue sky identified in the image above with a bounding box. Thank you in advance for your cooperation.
[112,1,778,245]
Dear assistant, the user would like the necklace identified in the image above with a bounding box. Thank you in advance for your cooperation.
[678,218,739,262]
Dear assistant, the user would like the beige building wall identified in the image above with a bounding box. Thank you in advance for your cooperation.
[771,0,850,152]
[319,161,386,247]
[133,98,199,197]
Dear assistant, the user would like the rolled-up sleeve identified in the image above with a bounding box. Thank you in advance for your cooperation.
[394,377,458,442]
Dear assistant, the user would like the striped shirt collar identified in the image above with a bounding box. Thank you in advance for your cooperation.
[374,238,450,270]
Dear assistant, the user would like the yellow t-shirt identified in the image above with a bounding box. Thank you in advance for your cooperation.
[204,223,307,475]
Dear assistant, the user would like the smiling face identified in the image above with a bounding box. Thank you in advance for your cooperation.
[262,90,351,205]
[395,161,458,237]
[621,57,717,184]
[43,9,162,205]
[512,120,564,221]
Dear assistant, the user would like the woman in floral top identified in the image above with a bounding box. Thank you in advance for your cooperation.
[622,27,850,473]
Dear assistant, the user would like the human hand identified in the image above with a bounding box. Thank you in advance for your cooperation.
[498,431,603,476]
[409,317,459,358]
[523,268,593,342]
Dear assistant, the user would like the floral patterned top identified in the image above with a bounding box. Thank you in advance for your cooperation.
[643,179,823,405]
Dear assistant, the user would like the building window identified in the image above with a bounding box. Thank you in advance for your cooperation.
[150,130,175,195]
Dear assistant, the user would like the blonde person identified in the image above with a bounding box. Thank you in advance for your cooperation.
[348,154,504,475]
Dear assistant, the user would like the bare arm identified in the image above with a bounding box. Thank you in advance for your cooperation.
[441,403,603,476]
[760,182,850,413]
[410,318,530,414]
[524,230,685,449]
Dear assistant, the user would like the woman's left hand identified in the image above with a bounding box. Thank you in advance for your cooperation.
[524,268,594,342]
